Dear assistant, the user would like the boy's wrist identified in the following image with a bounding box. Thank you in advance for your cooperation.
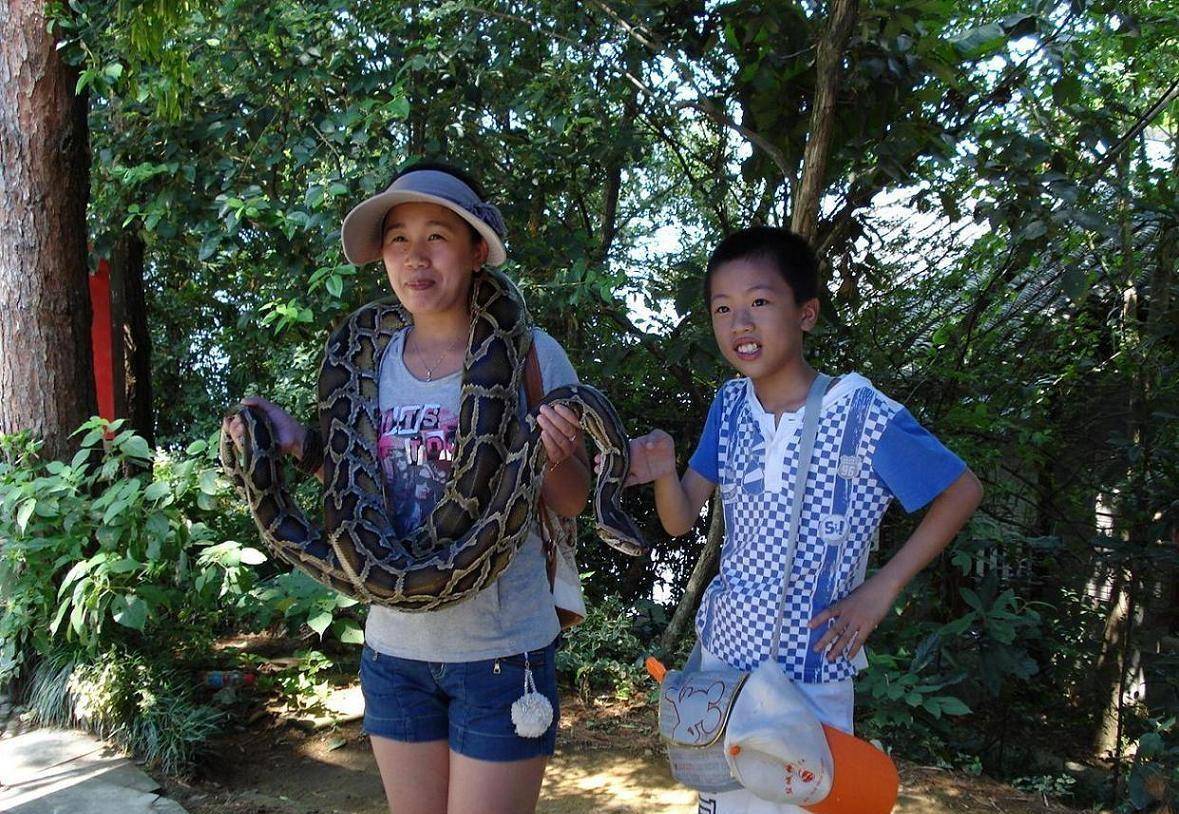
[653,470,680,489]
[870,566,908,598]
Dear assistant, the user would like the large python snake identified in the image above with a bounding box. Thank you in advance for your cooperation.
[220,267,647,611]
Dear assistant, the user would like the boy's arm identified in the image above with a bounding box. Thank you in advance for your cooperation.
[654,468,716,537]
[809,467,983,660]
[615,430,715,537]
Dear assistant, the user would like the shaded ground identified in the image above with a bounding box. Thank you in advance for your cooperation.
[160,688,1081,814]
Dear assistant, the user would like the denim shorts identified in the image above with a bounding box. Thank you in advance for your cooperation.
[359,640,559,762]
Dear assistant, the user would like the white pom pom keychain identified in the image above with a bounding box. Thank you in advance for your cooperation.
[510,650,553,738]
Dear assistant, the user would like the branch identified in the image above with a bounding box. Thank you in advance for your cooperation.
[679,100,792,178]
[790,0,859,241]
[1087,75,1179,183]
[595,299,705,404]
[592,0,793,179]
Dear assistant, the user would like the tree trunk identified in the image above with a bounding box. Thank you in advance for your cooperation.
[1091,569,1143,756]
[790,0,859,241]
[1092,152,1156,760]
[109,231,153,445]
[0,1,94,460]
[660,493,724,656]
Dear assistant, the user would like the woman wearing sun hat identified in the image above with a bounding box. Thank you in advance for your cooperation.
[226,161,590,813]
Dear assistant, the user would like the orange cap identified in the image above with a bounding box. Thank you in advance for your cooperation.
[805,725,899,814]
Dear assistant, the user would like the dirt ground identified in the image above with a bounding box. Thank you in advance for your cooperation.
[159,688,1080,814]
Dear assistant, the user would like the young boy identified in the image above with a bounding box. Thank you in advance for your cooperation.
[625,226,982,814]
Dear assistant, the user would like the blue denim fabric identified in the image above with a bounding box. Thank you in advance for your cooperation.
[359,639,559,761]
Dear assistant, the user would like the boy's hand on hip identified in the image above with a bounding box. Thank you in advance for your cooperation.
[808,575,898,662]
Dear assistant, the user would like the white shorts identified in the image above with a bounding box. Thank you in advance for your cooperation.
[696,647,854,814]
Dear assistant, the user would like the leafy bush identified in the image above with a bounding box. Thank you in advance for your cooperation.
[1123,718,1179,812]
[0,420,265,771]
[0,420,260,680]
[262,648,337,714]
[557,595,648,701]
[26,648,222,776]
[242,569,366,645]
[857,645,971,754]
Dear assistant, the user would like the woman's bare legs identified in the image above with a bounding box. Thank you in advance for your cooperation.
[370,737,547,814]
[370,736,449,814]
[448,752,548,814]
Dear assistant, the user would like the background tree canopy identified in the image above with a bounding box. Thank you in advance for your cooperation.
[1,0,1177,805]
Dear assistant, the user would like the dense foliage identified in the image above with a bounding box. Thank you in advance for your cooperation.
[2,0,1176,805]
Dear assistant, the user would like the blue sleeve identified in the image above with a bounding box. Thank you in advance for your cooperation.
[872,407,966,512]
[688,392,723,484]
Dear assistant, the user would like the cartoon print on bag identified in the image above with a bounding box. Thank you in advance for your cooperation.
[665,679,728,742]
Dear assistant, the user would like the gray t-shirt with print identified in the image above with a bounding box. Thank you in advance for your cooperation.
[363,327,576,662]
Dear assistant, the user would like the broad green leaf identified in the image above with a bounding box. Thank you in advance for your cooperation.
[144,481,171,501]
[58,559,93,597]
[307,611,333,636]
[112,594,149,631]
[950,22,1005,59]
[70,604,87,638]
[938,697,972,716]
[16,499,36,532]
[49,599,72,636]
[198,469,221,495]
[326,274,343,298]
[120,435,153,461]
[335,620,364,645]
[959,587,984,612]
[102,497,131,525]
[239,547,268,565]
[1137,731,1164,758]
[186,439,209,456]
[107,557,142,574]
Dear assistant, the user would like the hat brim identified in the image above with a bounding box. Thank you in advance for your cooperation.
[804,725,898,814]
[340,190,507,267]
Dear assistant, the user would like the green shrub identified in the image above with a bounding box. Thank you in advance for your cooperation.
[557,595,648,701]
[242,569,366,645]
[27,648,222,776]
[1123,718,1179,812]
[0,420,264,771]
[0,419,260,680]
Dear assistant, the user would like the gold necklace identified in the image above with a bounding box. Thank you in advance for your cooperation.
[412,329,462,382]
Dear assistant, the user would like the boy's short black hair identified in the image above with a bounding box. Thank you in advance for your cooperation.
[704,226,820,304]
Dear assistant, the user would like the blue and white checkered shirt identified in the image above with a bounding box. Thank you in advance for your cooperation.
[688,373,965,684]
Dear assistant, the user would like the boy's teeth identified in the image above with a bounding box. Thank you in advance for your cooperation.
[737,343,759,353]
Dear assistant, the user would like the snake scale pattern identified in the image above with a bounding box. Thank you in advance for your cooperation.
[221,268,647,611]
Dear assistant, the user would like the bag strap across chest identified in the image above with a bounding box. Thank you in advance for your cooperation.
[765,373,831,662]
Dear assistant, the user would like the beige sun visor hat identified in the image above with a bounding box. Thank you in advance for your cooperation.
[340,169,507,266]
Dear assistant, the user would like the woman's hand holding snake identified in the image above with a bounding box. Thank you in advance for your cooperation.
[537,404,583,471]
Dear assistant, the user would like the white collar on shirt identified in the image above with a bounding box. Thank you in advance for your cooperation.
[741,372,871,491]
